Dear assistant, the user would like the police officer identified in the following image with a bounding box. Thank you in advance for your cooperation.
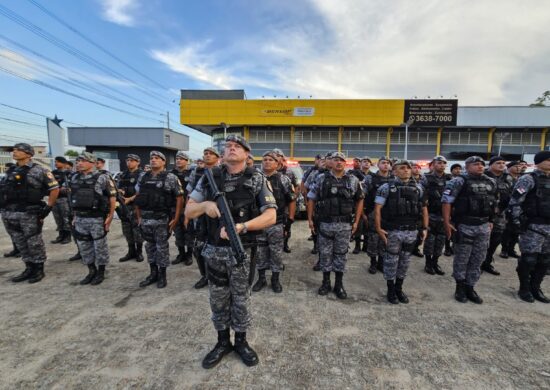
[253,150,296,293]
[1,143,59,283]
[410,161,425,258]
[364,157,393,274]
[187,147,220,289]
[303,154,329,260]
[70,152,116,285]
[2,162,21,258]
[375,160,428,304]
[171,151,194,266]
[95,157,108,174]
[352,156,373,254]
[186,135,276,369]
[421,156,451,275]
[442,156,498,304]
[307,152,364,299]
[135,151,183,289]
[116,154,144,262]
[508,151,550,303]
[500,161,523,259]
[444,163,464,256]
[50,156,72,244]
[481,156,514,275]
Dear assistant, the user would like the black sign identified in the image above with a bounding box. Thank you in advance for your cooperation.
[404,99,457,126]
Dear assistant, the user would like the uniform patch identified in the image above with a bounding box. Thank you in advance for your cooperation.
[443,189,451,195]
[46,172,54,179]
[265,195,276,203]
[516,187,526,194]
[266,181,273,193]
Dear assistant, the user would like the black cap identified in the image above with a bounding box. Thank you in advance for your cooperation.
[96,157,106,163]
[225,134,251,152]
[507,160,520,168]
[55,156,68,164]
[534,150,550,165]
[465,156,485,166]
[8,143,34,156]
[450,163,462,171]
[489,156,506,165]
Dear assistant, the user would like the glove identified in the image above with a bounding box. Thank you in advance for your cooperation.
[39,205,52,220]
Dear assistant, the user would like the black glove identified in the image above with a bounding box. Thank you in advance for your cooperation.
[39,205,52,220]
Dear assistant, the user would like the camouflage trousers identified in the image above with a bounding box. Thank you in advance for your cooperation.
[121,204,143,246]
[519,224,550,254]
[140,217,170,268]
[366,212,386,257]
[173,215,193,249]
[256,223,284,272]
[202,244,252,332]
[318,222,352,272]
[52,197,71,232]
[424,217,446,257]
[383,229,417,280]
[2,210,46,264]
[74,216,110,266]
[452,223,491,286]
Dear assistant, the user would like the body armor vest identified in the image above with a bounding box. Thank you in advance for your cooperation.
[205,167,260,247]
[486,170,513,211]
[316,173,355,223]
[523,173,550,224]
[118,169,142,198]
[364,173,391,214]
[171,168,191,197]
[0,164,44,210]
[453,174,497,225]
[134,171,174,215]
[52,169,68,197]
[424,173,450,215]
[70,172,108,217]
[381,180,423,230]
[266,172,287,224]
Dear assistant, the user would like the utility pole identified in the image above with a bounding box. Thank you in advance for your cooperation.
[167,111,170,129]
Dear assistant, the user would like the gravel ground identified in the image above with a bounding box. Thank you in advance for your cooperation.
[0,218,549,389]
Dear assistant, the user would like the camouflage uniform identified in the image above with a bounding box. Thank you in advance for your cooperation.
[508,169,550,303]
[116,169,144,249]
[304,167,327,257]
[171,167,193,259]
[51,168,72,236]
[279,165,298,252]
[364,172,392,271]
[187,166,209,286]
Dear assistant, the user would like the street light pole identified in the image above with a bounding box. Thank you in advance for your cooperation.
[401,118,415,160]
[498,132,510,156]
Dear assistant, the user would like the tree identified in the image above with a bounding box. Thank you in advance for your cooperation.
[65,149,79,157]
[530,91,550,107]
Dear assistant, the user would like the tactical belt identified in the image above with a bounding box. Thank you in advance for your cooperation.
[383,223,418,231]
[454,216,490,226]
[319,216,352,223]
[72,226,107,242]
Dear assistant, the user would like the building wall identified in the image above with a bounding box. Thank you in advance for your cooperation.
[85,146,179,172]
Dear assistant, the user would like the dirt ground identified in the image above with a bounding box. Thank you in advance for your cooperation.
[0,218,549,389]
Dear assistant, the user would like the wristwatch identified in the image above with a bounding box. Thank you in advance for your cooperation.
[240,222,248,234]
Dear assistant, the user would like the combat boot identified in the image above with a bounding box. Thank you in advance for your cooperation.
[531,266,550,303]
[135,244,144,262]
[139,263,158,287]
[172,246,185,265]
[90,265,105,285]
[412,247,423,258]
[11,262,33,283]
[432,256,445,275]
[311,242,318,255]
[395,278,409,304]
[60,230,72,244]
[517,261,535,302]
[499,249,509,259]
[271,272,282,293]
[69,251,82,261]
[333,272,347,299]
[465,285,483,304]
[424,255,435,275]
[368,256,377,274]
[318,272,331,295]
[4,246,20,258]
[376,256,384,272]
[119,244,137,262]
[51,233,64,244]
[386,280,399,304]
[352,239,361,254]
[509,249,520,259]
[194,276,208,289]
[183,247,193,265]
[454,280,468,303]
[283,238,291,253]
[362,241,368,252]
[27,263,45,284]
[157,267,167,288]
[80,264,97,285]
[252,270,266,292]
[481,258,500,275]
[202,329,233,369]
[312,260,321,271]
[234,332,259,367]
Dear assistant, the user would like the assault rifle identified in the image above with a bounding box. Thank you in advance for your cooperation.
[204,167,248,266]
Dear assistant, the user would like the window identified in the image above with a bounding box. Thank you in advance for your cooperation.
[164,135,170,144]
[494,132,541,146]
[294,129,338,143]
[249,129,290,143]
[441,132,488,145]
[391,131,438,144]
[343,130,387,144]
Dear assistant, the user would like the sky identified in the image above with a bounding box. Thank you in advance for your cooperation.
[1,0,549,157]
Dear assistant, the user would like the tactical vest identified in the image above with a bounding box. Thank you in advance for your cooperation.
[171,168,191,197]
[424,173,450,215]
[70,172,108,217]
[364,173,391,214]
[0,164,45,210]
[349,169,365,181]
[453,174,497,225]
[134,171,174,215]
[52,169,68,197]
[316,173,355,223]
[381,180,423,230]
[523,172,550,224]
[117,169,142,198]
[204,167,260,246]
[266,172,287,224]
[486,170,513,211]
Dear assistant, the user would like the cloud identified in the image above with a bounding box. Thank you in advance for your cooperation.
[0,49,38,79]
[99,0,139,27]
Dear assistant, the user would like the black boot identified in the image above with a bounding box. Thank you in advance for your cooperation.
[157,267,167,288]
[11,262,34,283]
[376,256,384,272]
[465,285,483,304]
[69,251,82,261]
[183,247,193,266]
[395,278,409,303]
[432,256,445,275]
[202,329,233,369]
[4,245,20,258]
[362,240,368,252]
[368,256,377,274]
[139,263,158,287]
[454,280,468,303]
[424,255,435,275]
[252,270,266,292]
[499,250,509,259]
[90,265,105,285]
[172,246,185,265]
[509,249,520,259]
[412,247,423,258]
[312,259,321,271]
[517,259,535,302]
[194,276,208,289]
[531,264,550,303]
[352,239,361,254]
[51,233,64,244]
[80,264,97,285]
[234,332,259,367]
[481,256,500,275]
[135,243,144,262]
[311,243,318,255]
[119,244,137,262]
[271,272,282,293]
[60,230,72,244]
[386,280,399,304]
[283,237,291,253]
[28,263,45,284]
[333,272,347,299]
[318,272,331,295]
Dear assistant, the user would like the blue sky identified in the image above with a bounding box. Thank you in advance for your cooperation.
[1,0,549,157]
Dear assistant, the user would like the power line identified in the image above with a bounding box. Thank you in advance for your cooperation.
[27,0,171,93]
[0,102,86,126]
[0,116,44,127]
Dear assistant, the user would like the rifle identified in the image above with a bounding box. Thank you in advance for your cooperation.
[204,167,248,266]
